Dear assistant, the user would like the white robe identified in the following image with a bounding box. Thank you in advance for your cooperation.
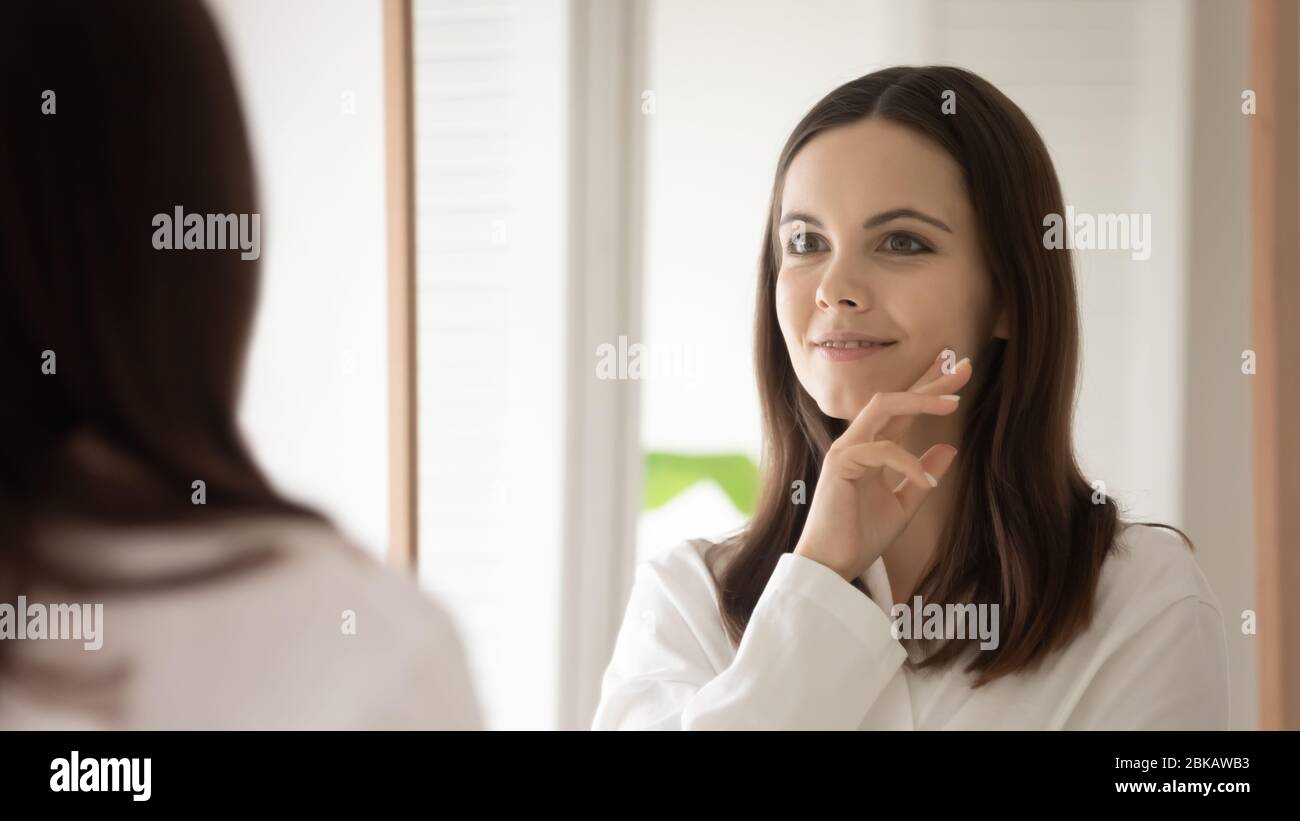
[592,523,1229,730]
[0,516,481,730]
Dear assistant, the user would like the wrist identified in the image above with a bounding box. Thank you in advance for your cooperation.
[792,543,858,583]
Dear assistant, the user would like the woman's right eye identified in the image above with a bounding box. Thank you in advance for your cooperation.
[785,233,826,255]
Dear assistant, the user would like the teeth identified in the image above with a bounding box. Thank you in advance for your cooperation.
[821,340,885,348]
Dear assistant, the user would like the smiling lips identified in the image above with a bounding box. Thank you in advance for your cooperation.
[812,332,897,362]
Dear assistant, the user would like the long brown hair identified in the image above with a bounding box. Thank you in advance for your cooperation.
[709,66,1136,685]
[0,0,320,591]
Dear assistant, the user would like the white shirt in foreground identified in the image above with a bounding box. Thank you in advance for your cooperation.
[0,515,481,730]
[592,523,1229,730]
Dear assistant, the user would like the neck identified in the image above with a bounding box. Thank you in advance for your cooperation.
[880,411,964,606]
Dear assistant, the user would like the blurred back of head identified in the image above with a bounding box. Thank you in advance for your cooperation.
[0,0,313,560]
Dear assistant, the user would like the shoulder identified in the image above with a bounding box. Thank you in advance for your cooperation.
[1059,522,1230,728]
[103,514,469,658]
[638,530,738,604]
[1093,521,1222,630]
[30,515,480,729]
[642,534,716,576]
[259,517,460,638]
[201,517,481,728]
[296,527,482,728]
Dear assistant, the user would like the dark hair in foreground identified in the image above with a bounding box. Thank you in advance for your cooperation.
[708,66,1188,686]
[0,0,319,599]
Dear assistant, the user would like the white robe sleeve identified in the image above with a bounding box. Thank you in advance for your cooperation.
[592,549,908,730]
[1062,595,1230,730]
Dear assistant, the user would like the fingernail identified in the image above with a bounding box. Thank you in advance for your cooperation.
[940,394,961,402]
[925,472,938,488]
[957,357,971,371]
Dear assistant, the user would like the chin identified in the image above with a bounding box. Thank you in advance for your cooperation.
[814,388,873,421]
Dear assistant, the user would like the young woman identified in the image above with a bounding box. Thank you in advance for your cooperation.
[593,66,1229,730]
[0,0,479,729]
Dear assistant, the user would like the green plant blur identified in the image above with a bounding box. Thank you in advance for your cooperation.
[642,451,760,515]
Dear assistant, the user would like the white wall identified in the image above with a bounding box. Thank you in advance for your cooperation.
[207,0,390,557]
[1184,0,1255,729]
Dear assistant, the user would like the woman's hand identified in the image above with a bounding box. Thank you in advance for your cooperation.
[793,350,973,582]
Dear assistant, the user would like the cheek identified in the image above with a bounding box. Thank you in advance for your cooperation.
[773,273,808,343]
[906,263,992,349]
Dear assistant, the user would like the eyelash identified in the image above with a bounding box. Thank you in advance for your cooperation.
[784,231,933,257]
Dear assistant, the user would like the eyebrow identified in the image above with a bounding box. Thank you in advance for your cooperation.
[779,208,953,234]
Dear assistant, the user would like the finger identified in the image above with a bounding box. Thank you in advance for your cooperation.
[831,440,933,488]
[877,357,973,443]
[840,390,961,446]
[893,444,959,518]
[907,348,956,392]
[914,353,974,397]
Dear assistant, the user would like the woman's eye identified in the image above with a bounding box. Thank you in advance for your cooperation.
[881,232,930,254]
[785,233,826,255]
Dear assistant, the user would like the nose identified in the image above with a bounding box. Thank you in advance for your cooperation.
[814,259,872,313]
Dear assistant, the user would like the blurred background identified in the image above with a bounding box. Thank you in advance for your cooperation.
[206,0,1280,729]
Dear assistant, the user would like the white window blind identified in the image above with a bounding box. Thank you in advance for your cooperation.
[412,0,569,730]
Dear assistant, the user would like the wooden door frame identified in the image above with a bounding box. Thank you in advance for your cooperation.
[1251,0,1299,730]
[382,0,418,573]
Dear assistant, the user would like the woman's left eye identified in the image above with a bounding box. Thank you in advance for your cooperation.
[880,233,930,255]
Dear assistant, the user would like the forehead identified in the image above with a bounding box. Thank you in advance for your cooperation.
[781,118,970,225]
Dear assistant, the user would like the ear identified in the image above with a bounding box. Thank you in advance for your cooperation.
[992,305,1009,340]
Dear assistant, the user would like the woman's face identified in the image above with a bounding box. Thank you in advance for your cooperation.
[775,117,1005,420]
